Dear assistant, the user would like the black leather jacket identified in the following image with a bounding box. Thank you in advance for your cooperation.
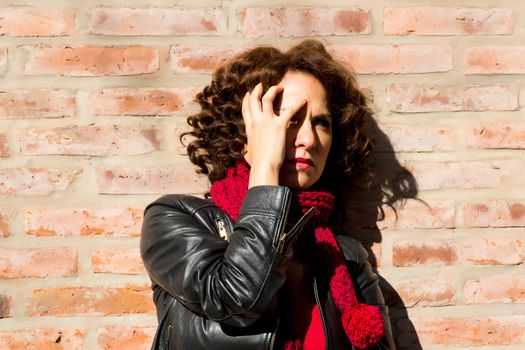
[140,186,395,349]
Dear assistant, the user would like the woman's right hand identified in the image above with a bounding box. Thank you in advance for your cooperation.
[242,82,306,188]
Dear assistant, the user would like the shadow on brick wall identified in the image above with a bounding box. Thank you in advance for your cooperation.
[334,116,422,349]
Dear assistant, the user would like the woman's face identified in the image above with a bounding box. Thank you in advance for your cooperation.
[276,71,332,190]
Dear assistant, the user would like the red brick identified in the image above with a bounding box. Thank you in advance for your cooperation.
[238,7,370,38]
[467,122,525,149]
[398,316,525,346]
[405,159,522,190]
[23,45,159,76]
[347,200,455,230]
[0,328,84,349]
[465,46,525,74]
[459,238,523,265]
[386,84,518,112]
[0,294,11,318]
[0,7,75,36]
[384,7,513,35]
[92,248,145,274]
[96,165,209,194]
[170,45,246,73]
[97,326,156,350]
[0,89,75,119]
[376,124,454,152]
[331,45,452,74]
[0,168,81,196]
[24,207,142,237]
[0,248,77,278]
[463,200,525,227]
[90,7,227,35]
[27,285,155,316]
[20,125,161,156]
[89,88,198,116]
[383,200,456,230]
[0,48,6,74]
[394,239,522,266]
[393,240,457,267]
[387,277,454,307]
[0,211,9,237]
[0,133,8,156]
[464,274,525,303]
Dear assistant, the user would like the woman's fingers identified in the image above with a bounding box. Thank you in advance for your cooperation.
[247,83,285,121]
[261,85,283,118]
[280,98,307,124]
[248,82,263,118]
[245,82,305,134]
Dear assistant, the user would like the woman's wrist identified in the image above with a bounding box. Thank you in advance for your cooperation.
[248,165,280,188]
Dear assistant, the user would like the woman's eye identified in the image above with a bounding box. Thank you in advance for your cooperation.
[314,118,331,129]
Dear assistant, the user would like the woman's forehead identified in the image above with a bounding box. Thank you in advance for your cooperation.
[277,72,328,111]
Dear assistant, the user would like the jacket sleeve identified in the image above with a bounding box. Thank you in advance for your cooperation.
[339,236,396,349]
[140,186,295,328]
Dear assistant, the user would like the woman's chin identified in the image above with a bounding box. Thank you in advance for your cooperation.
[279,172,319,190]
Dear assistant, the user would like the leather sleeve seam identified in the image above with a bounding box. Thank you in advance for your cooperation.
[211,248,282,323]
[239,210,278,218]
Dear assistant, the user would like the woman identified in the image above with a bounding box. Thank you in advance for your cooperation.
[140,39,395,349]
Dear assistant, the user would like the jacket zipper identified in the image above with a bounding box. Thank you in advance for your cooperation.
[268,318,280,350]
[215,218,228,241]
[274,191,292,251]
[164,324,172,350]
[276,206,316,254]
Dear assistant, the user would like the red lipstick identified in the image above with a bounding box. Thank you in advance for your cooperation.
[293,157,314,169]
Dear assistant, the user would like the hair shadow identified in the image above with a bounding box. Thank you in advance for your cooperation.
[333,116,422,349]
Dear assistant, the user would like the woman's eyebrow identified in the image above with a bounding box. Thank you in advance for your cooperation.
[312,113,332,120]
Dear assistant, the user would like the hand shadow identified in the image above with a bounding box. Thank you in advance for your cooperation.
[332,116,422,349]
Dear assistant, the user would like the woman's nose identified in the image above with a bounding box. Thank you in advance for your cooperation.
[294,118,316,149]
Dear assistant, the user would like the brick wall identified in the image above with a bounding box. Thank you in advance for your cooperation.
[0,1,524,349]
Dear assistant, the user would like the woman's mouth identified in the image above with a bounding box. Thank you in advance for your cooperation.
[291,157,314,169]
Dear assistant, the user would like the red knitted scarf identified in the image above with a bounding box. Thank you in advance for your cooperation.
[210,160,384,349]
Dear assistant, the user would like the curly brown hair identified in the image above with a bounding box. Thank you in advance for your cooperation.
[181,39,374,188]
